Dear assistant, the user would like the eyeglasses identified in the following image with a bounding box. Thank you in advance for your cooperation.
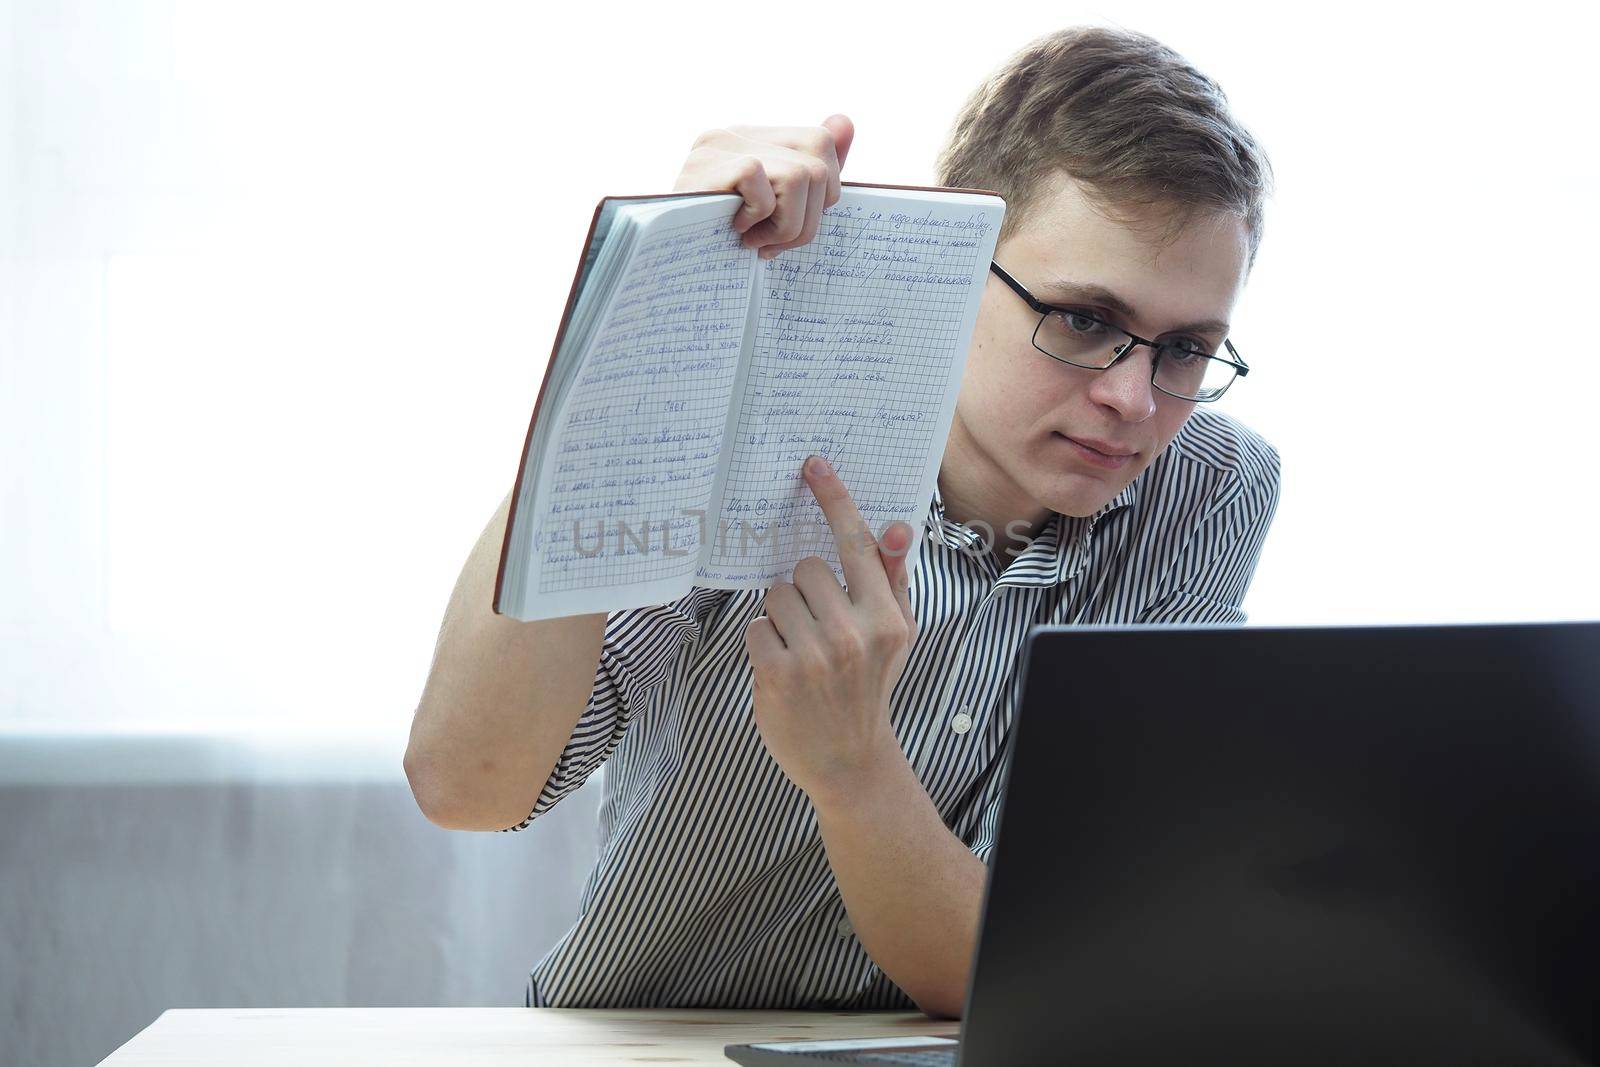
[988,261,1249,403]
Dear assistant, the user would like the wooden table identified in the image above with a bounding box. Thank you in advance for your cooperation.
[98,1008,961,1065]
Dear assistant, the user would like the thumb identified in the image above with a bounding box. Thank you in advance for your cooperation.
[821,113,855,171]
[877,521,916,630]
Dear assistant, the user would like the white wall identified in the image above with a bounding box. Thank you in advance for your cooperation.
[4,0,1599,734]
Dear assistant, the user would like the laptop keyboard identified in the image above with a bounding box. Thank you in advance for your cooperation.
[791,1051,957,1065]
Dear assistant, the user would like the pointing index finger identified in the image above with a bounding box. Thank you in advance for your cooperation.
[802,454,890,606]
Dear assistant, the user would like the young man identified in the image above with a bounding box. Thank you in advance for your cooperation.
[405,26,1280,1019]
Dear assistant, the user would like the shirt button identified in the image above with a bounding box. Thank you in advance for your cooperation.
[951,710,973,735]
[836,916,853,939]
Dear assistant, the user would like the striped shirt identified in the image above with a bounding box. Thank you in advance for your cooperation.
[506,405,1281,1011]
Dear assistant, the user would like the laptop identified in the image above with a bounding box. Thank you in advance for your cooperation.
[726,621,1600,1066]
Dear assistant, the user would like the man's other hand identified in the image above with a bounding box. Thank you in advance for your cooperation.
[744,454,918,807]
[672,115,855,259]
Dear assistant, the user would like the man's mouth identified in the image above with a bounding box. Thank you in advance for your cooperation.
[1054,431,1136,469]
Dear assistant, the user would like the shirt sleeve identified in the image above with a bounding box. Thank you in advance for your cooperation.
[1135,440,1282,626]
[958,747,1012,866]
[498,585,730,832]
[966,789,1007,866]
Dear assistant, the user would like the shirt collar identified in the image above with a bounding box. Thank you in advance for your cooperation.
[924,475,1141,588]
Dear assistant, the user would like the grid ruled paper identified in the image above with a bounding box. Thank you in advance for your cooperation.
[698,192,1002,588]
[531,202,752,598]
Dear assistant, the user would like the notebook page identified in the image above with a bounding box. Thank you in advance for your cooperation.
[696,188,1003,588]
[518,194,759,619]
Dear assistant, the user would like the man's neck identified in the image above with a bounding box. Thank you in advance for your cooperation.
[938,426,1052,562]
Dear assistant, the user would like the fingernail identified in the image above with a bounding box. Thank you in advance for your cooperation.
[806,455,831,477]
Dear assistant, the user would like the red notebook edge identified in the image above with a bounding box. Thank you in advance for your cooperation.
[489,180,1005,617]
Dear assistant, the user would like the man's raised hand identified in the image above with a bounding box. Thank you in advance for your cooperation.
[671,115,855,259]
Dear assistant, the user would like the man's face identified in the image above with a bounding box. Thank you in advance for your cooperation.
[951,169,1251,522]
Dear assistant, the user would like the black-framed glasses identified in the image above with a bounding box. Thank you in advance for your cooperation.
[989,260,1249,403]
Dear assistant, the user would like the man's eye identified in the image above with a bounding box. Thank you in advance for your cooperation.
[1052,310,1106,335]
[1162,339,1214,361]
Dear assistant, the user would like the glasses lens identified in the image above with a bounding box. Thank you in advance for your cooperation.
[1034,310,1129,368]
[1154,346,1236,401]
[1034,310,1239,402]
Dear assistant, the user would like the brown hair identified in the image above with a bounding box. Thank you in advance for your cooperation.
[935,25,1274,270]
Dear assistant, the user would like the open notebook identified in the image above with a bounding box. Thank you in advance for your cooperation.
[493,180,1005,621]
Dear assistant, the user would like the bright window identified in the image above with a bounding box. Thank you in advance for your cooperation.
[5,2,1597,736]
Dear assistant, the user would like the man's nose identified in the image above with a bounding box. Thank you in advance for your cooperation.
[1085,343,1158,421]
